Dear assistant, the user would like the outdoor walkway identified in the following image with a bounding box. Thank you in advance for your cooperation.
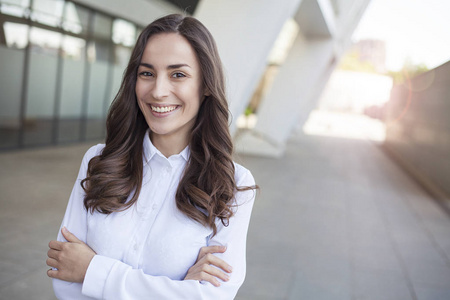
[1,129,450,300]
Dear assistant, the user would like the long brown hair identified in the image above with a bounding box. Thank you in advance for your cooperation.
[82,14,254,235]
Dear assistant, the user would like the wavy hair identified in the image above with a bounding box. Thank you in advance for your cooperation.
[81,14,255,235]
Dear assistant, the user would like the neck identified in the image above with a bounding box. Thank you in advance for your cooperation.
[150,131,189,158]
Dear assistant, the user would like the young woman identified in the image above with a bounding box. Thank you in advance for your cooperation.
[46,14,257,299]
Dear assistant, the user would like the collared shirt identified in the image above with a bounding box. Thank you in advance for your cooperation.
[52,132,256,300]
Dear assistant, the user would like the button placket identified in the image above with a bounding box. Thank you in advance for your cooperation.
[151,163,172,214]
[163,166,172,176]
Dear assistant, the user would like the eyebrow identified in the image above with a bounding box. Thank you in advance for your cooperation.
[139,63,191,69]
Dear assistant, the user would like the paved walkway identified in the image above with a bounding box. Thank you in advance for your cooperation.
[1,130,450,300]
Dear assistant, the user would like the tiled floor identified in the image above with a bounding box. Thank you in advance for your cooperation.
[1,130,450,300]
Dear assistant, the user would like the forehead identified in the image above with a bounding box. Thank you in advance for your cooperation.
[141,33,199,67]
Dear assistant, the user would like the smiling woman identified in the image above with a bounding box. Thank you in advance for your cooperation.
[46,14,257,300]
[135,33,204,157]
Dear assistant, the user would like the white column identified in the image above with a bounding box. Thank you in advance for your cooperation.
[236,34,335,157]
[194,0,303,133]
[235,0,371,157]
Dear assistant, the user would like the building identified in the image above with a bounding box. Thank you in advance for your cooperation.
[0,0,371,157]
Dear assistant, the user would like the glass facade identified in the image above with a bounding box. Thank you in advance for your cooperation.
[0,0,138,149]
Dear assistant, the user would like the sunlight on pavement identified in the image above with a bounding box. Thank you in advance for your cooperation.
[302,110,386,142]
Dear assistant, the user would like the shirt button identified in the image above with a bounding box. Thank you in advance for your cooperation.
[152,204,158,210]
[133,243,138,251]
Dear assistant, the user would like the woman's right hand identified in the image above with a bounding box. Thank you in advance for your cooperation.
[184,245,233,287]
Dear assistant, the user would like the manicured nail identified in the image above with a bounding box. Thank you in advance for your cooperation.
[221,246,227,251]
[227,265,233,272]
[62,226,68,233]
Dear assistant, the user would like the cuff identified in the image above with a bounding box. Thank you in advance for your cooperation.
[82,255,116,299]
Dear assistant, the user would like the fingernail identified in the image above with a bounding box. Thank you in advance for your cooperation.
[221,246,227,251]
[62,226,68,233]
[228,265,233,272]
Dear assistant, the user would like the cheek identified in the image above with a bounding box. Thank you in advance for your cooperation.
[135,79,153,100]
[136,94,149,117]
[179,85,202,109]
[137,100,145,114]
[135,82,144,100]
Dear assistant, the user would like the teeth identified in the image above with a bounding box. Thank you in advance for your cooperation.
[151,105,177,113]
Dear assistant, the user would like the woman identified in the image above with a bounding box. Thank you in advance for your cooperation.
[46,13,257,300]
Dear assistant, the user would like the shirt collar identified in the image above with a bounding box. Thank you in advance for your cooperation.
[142,129,190,165]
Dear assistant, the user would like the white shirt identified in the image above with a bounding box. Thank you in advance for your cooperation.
[52,132,256,300]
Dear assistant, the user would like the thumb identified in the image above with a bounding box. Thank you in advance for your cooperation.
[61,226,81,243]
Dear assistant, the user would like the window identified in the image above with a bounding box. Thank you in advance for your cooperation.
[93,12,111,39]
[30,0,64,28]
[0,0,31,18]
[29,26,61,55]
[62,35,85,60]
[62,2,89,35]
[3,22,29,49]
[112,18,135,47]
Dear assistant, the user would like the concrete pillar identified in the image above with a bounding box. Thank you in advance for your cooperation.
[194,0,303,133]
[236,34,335,157]
[235,0,371,157]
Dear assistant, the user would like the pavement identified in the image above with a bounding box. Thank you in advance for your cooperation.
[1,128,450,300]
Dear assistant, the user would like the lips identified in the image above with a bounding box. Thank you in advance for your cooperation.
[147,104,181,117]
[151,105,178,113]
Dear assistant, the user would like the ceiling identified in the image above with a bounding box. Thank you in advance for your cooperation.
[149,0,200,14]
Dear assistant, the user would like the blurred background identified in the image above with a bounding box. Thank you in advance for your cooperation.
[1,0,450,299]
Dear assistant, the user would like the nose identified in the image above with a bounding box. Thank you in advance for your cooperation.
[151,76,170,100]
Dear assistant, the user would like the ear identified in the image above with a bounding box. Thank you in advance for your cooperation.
[201,90,210,103]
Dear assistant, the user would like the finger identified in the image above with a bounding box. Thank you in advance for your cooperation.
[198,245,226,260]
[48,240,64,250]
[47,268,59,279]
[46,257,58,268]
[199,272,221,287]
[47,248,59,260]
[61,227,81,243]
[202,253,233,273]
[201,264,230,282]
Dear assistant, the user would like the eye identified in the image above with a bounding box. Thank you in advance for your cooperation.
[139,71,154,77]
[172,72,186,78]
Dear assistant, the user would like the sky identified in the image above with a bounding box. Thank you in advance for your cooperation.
[352,0,450,71]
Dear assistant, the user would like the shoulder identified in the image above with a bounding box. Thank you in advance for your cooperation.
[83,143,105,163]
[233,162,256,188]
[77,143,105,179]
[232,162,257,211]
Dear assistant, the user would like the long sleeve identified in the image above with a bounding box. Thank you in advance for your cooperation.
[52,145,101,300]
[81,168,256,300]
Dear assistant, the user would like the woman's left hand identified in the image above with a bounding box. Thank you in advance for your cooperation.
[184,245,232,287]
[46,227,96,283]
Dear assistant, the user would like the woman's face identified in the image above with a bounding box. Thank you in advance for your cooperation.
[136,33,204,144]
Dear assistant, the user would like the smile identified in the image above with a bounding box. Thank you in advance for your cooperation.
[150,105,178,113]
